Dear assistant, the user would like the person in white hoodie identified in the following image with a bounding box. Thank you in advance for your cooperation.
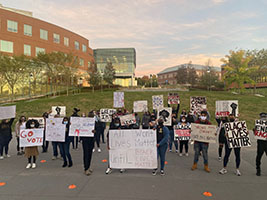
[15,116,27,155]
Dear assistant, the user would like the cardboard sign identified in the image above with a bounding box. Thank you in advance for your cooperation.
[113,92,124,108]
[45,118,66,142]
[119,114,136,126]
[157,107,172,126]
[28,117,45,128]
[0,105,16,120]
[69,117,95,137]
[152,95,164,110]
[109,129,157,169]
[190,97,207,116]
[168,93,180,105]
[174,124,191,140]
[133,101,148,113]
[215,100,238,117]
[254,119,267,140]
[191,123,217,143]
[100,109,116,122]
[20,129,44,147]
[51,106,66,116]
[224,121,251,148]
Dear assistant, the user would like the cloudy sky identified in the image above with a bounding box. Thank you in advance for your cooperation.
[2,0,267,76]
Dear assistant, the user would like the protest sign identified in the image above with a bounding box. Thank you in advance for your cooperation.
[157,107,172,126]
[215,100,238,117]
[20,129,44,147]
[28,117,45,128]
[168,93,180,105]
[100,109,116,122]
[191,123,217,143]
[109,129,157,169]
[119,114,136,126]
[45,118,66,142]
[69,117,95,137]
[224,121,251,148]
[113,92,124,108]
[152,95,164,110]
[174,124,191,140]
[0,105,16,120]
[51,106,66,116]
[190,96,207,116]
[133,101,148,113]
[254,119,267,140]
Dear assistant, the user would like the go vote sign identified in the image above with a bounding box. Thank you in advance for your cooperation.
[224,121,251,148]
[254,119,267,140]
[109,129,157,169]
[20,129,44,147]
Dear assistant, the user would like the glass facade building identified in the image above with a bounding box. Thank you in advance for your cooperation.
[94,48,137,87]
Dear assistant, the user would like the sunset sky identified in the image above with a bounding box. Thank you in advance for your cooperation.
[2,0,267,76]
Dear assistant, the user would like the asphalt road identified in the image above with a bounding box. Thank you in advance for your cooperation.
[0,130,266,200]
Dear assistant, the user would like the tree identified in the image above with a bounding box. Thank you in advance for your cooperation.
[103,62,115,88]
[221,50,259,93]
[187,66,198,86]
[0,69,6,95]
[176,65,188,84]
[87,63,101,92]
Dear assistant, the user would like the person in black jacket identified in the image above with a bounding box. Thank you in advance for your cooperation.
[42,112,49,153]
[0,118,15,159]
[167,103,180,152]
[71,108,80,150]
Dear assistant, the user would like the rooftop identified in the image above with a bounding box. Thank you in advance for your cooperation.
[0,4,32,17]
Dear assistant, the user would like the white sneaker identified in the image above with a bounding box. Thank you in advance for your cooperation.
[5,154,11,158]
[92,149,95,153]
[52,156,57,160]
[219,168,227,175]
[98,148,101,153]
[179,153,182,157]
[26,163,32,169]
[105,168,112,174]
[0,156,4,160]
[169,150,172,152]
[32,163,36,169]
[185,153,189,157]
[175,150,178,153]
[236,169,241,176]
[120,169,125,173]
[218,157,222,161]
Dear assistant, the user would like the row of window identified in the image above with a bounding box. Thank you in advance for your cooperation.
[6,20,87,52]
[0,40,86,67]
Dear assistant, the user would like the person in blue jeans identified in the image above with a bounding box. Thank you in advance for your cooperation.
[152,118,170,176]
[59,117,73,168]
[167,103,179,153]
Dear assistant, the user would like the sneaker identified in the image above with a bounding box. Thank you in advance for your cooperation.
[32,163,36,169]
[105,168,112,174]
[218,157,222,161]
[120,169,125,173]
[17,152,22,155]
[219,168,227,175]
[52,156,57,160]
[256,169,261,176]
[0,156,4,160]
[5,154,11,158]
[185,153,189,157]
[98,148,101,153]
[160,170,165,176]
[169,150,172,152]
[236,169,241,176]
[179,153,182,157]
[152,169,157,176]
[89,168,93,173]
[175,150,178,153]
[26,163,32,169]
[92,149,95,153]
[84,169,91,176]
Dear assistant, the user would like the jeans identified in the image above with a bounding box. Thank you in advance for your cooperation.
[256,140,267,170]
[59,141,72,163]
[82,137,94,171]
[194,142,209,165]
[179,140,189,153]
[71,136,79,149]
[223,142,241,168]
[52,142,63,157]
[169,130,178,151]
[157,143,168,170]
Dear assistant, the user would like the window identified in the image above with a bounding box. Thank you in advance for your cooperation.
[35,47,45,56]
[79,58,84,66]
[7,20,18,33]
[40,29,48,40]
[53,33,60,44]
[0,40,13,53]
[64,37,69,46]
[24,44,31,56]
[88,61,91,67]
[82,44,87,52]
[75,41,79,50]
[24,24,32,36]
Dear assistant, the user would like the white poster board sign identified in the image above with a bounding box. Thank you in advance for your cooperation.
[216,100,238,117]
[168,93,180,105]
[133,101,148,113]
[113,92,124,108]
[100,109,116,122]
[45,118,66,142]
[51,106,66,116]
[69,117,95,137]
[20,129,44,147]
[109,129,157,169]
[191,123,217,143]
[157,107,172,126]
[28,117,45,128]
[254,119,267,141]
[119,114,136,126]
[152,95,164,110]
[0,105,16,120]
[190,96,207,116]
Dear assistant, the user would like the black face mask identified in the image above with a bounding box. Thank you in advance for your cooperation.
[158,122,164,126]
[229,118,235,122]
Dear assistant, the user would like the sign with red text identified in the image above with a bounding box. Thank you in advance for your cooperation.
[254,119,267,141]
[191,123,217,143]
[69,117,95,137]
[20,129,44,147]
[174,129,191,141]
[119,114,136,126]
[168,93,180,105]
[216,100,238,117]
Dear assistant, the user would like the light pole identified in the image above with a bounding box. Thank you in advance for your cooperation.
[29,73,33,97]
[207,67,211,91]
[150,74,153,88]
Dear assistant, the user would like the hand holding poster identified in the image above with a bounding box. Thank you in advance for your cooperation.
[152,95,164,109]
[190,96,207,116]
[157,107,172,126]
[119,114,136,126]
[69,117,95,137]
[224,121,251,148]
[109,129,157,169]
[51,106,66,116]
[20,129,44,147]
[216,100,238,117]
[45,118,66,142]
[28,117,45,128]
[100,109,116,122]
[168,93,180,105]
[0,105,16,120]
[133,101,148,113]
[114,92,124,108]
[191,123,217,143]
[174,124,191,140]
[254,119,267,140]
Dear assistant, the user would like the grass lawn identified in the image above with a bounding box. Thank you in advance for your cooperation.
[1,89,266,129]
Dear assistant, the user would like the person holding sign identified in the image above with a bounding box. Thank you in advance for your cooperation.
[167,103,180,153]
[152,118,170,176]
[15,116,27,155]
[0,118,15,159]
[191,111,211,173]
[216,116,228,161]
[177,116,191,156]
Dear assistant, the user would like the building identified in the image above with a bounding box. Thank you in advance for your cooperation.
[0,4,94,85]
[157,64,222,85]
[94,48,137,87]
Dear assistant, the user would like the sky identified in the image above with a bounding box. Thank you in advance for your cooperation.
[1,0,267,76]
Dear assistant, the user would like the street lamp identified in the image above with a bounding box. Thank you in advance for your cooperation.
[150,74,152,88]
[207,67,211,91]
[29,72,33,97]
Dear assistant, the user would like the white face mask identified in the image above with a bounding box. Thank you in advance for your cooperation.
[30,124,35,128]
[200,116,207,121]
[182,119,186,123]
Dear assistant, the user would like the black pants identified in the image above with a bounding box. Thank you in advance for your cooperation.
[179,140,189,153]
[223,142,241,168]
[256,140,267,170]
[82,137,94,171]
[0,139,10,156]
[17,137,24,152]
[72,136,79,149]
[100,128,105,143]
[28,156,36,163]
[94,130,101,148]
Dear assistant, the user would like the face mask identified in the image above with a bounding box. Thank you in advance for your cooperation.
[30,124,35,128]
[63,121,68,124]
[182,119,186,123]
[158,121,164,126]
[114,123,119,127]
[200,116,207,121]
[229,118,235,122]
